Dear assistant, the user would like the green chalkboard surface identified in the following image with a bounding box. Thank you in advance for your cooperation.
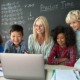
[0,0,80,45]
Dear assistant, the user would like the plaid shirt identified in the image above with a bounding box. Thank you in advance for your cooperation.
[48,45,77,66]
[4,39,28,53]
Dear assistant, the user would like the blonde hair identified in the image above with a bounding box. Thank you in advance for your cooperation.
[33,16,50,44]
[65,10,80,24]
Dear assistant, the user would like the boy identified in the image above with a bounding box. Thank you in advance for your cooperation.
[4,24,28,53]
[65,10,80,59]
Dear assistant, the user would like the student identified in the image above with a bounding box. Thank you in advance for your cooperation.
[65,10,80,59]
[0,35,4,52]
[4,24,28,53]
[48,26,77,66]
[28,16,54,63]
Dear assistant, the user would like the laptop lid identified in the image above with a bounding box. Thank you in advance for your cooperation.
[1,53,45,80]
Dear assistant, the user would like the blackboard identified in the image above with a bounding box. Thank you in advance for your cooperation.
[0,0,80,46]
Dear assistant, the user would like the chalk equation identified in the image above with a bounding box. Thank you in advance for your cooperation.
[1,1,25,26]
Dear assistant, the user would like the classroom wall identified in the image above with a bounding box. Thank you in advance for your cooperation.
[0,0,80,46]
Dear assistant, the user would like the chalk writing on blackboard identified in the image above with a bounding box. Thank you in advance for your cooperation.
[24,3,34,8]
[27,11,34,21]
[60,0,74,9]
[24,3,35,21]
[1,29,10,39]
[40,0,74,12]
[1,1,25,26]
[0,0,80,46]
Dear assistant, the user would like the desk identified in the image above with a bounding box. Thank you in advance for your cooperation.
[45,65,75,80]
[0,65,75,80]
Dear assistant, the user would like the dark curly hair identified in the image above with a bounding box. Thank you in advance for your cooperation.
[51,25,76,46]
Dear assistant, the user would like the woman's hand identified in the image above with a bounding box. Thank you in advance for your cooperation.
[24,51,31,54]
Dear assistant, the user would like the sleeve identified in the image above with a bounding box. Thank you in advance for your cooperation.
[3,40,11,53]
[0,44,4,52]
[28,34,34,54]
[65,46,77,66]
[21,40,28,53]
[44,37,54,60]
[48,45,59,64]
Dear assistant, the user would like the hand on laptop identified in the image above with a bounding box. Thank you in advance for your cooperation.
[24,51,31,54]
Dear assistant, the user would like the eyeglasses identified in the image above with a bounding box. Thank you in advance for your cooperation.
[35,24,44,27]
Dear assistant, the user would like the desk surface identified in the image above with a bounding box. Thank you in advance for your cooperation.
[0,64,75,80]
[45,64,74,70]
[45,65,75,80]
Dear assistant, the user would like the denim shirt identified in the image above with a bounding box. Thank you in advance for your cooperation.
[4,39,28,53]
[0,44,4,53]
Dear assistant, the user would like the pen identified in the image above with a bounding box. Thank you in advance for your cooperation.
[0,69,3,72]
[73,71,79,80]
[52,70,55,76]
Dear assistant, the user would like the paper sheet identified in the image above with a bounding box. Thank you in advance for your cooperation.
[0,67,4,76]
[51,69,80,80]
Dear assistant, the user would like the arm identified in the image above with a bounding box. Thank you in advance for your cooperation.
[0,44,4,52]
[44,37,54,60]
[3,40,11,53]
[20,40,28,53]
[64,46,77,66]
[48,45,58,64]
[28,34,34,54]
[57,58,69,64]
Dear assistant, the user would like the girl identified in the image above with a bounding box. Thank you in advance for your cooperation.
[48,26,77,66]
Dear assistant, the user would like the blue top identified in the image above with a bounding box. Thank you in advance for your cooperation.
[0,44,4,53]
[4,39,28,53]
[76,31,80,58]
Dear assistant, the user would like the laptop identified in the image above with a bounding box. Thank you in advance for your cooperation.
[1,53,45,80]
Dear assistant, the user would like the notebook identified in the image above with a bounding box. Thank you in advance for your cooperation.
[1,53,45,80]
[51,69,80,80]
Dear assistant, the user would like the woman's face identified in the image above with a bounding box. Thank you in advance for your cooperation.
[35,20,45,34]
[57,33,66,47]
[70,21,80,31]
